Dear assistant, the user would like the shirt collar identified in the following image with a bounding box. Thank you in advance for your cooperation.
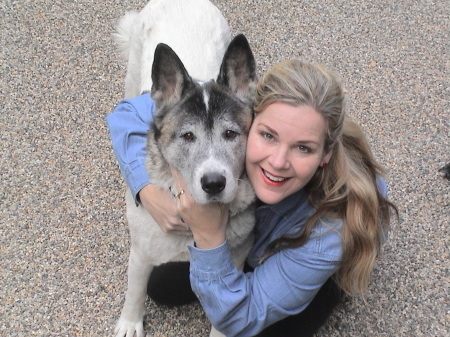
[256,188,310,216]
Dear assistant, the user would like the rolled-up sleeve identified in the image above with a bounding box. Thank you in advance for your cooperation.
[106,93,155,202]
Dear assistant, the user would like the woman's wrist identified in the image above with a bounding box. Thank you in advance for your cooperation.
[192,231,226,250]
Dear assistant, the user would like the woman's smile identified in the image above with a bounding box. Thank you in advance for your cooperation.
[261,168,290,184]
[246,102,332,204]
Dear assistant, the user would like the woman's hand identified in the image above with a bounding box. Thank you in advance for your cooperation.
[139,184,191,235]
[171,168,229,249]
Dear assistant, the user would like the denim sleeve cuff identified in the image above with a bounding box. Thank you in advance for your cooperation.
[189,241,235,279]
[124,160,150,204]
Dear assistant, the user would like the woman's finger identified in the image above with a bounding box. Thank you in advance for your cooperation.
[170,166,188,194]
[170,166,194,211]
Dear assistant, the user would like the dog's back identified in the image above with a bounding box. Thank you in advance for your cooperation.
[114,0,231,98]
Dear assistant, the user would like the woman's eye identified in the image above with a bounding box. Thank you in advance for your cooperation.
[181,132,195,141]
[224,130,238,140]
[261,132,274,141]
[297,145,311,153]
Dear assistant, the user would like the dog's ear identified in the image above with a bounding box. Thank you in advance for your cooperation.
[151,43,194,110]
[217,34,257,104]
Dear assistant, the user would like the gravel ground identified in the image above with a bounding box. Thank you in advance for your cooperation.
[1,0,449,336]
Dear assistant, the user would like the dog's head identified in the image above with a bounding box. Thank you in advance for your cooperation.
[150,34,256,204]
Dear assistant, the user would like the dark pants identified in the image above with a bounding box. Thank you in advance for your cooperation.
[147,262,344,337]
[147,261,198,307]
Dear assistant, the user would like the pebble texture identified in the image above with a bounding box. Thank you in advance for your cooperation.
[1,0,449,336]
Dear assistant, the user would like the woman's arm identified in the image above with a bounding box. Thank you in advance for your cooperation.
[107,94,188,234]
[172,170,341,336]
[188,234,340,337]
[106,93,154,202]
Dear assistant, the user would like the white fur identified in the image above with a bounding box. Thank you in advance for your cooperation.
[203,89,210,113]
[113,1,254,337]
[114,0,231,98]
[191,155,237,204]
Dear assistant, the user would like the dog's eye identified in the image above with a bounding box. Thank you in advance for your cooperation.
[181,132,195,142]
[224,130,238,140]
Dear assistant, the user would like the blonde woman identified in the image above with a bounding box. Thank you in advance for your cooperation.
[108,60,397,336]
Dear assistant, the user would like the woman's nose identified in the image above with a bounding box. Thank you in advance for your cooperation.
[268,146,290,170]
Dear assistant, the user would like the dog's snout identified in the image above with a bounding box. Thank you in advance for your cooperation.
[201,173,226,194]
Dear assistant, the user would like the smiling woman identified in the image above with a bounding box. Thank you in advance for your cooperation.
[166,60,398,337]
[246,102,332,204]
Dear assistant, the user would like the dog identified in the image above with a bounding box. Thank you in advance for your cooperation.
[113,1,257,336]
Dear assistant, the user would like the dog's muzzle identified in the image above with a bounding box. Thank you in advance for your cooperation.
[201,173,226,194]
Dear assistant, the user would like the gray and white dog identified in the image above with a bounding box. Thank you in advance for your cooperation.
[113,1,257,336]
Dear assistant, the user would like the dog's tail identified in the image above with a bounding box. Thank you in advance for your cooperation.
[113,11,138,59]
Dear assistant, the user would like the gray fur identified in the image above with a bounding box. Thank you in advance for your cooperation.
[115,15,257,337]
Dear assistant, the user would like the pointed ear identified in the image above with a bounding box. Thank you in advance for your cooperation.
[151,43,194,109]
[217,34,257,104]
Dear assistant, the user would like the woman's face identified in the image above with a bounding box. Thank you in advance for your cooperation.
[246,102,332,204]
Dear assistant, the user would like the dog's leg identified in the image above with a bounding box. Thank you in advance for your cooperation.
[115,247,154,337]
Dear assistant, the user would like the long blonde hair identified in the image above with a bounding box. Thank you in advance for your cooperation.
[255,60,398,296]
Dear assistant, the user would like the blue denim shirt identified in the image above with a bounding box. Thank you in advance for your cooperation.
[189,188,343,337]
[107,93,388,337]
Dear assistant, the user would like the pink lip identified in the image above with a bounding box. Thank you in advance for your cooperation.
[260,168,290,187]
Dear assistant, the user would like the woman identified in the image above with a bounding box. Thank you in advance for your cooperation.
[107,60,397,336]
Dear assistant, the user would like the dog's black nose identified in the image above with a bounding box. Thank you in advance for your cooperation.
[201,173,226,194]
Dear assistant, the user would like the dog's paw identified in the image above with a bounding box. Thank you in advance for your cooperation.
[114,317,145,337]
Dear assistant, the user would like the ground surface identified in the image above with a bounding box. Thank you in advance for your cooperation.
[2,0,449,336]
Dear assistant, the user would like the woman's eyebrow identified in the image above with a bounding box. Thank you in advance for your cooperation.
[259,123,278,135]
[260,123,321,146]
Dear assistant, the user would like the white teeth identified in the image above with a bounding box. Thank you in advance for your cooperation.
[263,170,287,182]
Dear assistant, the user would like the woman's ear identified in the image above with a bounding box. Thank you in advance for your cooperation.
[322,151,333,166]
